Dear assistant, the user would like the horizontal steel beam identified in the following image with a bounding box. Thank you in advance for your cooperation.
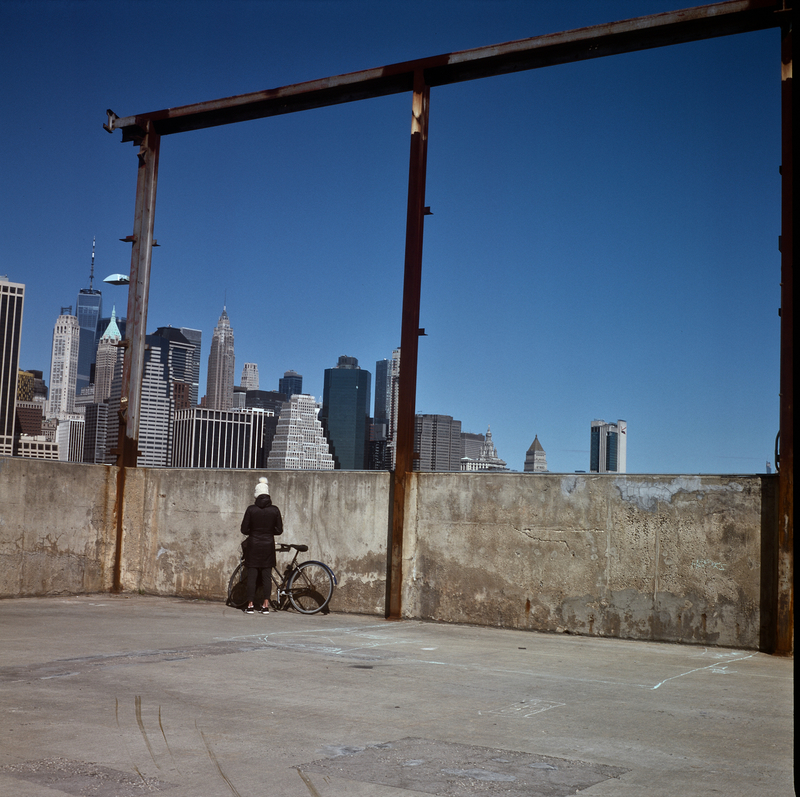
[105,0,790,140]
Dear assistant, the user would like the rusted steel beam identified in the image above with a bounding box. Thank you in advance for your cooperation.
[112,121,160,592]
[104,1,790,139]
[776,24,793,655]
[389,72,430,620]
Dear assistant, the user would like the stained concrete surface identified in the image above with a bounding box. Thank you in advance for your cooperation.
[0,595,792,797]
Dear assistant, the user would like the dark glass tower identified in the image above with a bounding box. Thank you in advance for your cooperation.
[75,240,102,396]
[321,356,371,470]
[76,288,102,395]
[279,370,303,398]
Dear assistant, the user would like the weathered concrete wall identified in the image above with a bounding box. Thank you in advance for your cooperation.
[0,458,116,595]
[0,459,776,649]
[118,468,390,614]
[401,472,775,649]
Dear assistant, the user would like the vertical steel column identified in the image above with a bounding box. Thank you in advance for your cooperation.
[112,121,160,592]
[776,25,793,655]
[388,71,430,619]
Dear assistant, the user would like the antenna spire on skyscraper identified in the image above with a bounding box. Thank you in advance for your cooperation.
[89,237,96,291]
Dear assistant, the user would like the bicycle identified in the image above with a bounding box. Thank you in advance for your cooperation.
[226,543,336,615]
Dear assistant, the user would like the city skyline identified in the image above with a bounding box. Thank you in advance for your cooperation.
[3,1,782,474]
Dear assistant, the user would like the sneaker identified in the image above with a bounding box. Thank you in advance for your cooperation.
[259,604,270,614]
[245,605,255,614]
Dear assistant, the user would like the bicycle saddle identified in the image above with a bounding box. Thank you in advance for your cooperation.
[277,543,309,552]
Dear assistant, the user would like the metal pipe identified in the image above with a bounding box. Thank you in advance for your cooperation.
[776,24,793,655]
[112,121,160,592]
[104,2,790,140]
[388,71,430,619]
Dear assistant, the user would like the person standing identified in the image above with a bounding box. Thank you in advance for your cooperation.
[240,476,283,614]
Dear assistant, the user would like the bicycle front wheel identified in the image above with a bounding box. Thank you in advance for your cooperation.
[287,562,335,614]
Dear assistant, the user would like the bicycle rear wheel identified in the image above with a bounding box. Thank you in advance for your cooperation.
[226,562,247,609]
[287,562,335,614]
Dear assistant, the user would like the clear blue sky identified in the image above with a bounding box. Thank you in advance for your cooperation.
[1,0,782,474]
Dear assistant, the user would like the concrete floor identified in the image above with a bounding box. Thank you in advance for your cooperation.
[0,595,793,797]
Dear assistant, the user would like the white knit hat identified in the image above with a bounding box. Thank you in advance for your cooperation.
[254,476,269,497]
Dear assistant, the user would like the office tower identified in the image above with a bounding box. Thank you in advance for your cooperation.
[387,348,401,468]
[94,308,122,403]
[267,394,334,470]
[16,400,43,437]
[369,358,391,470]
[206,307,235,411]
[16,371,43,437]
[590,419,627,473]
[321,355,371,470]
[1,276,25,456]
[16,436,59,459]
[245,390,287,416]
[82,403,108,464]
[172,407,269,468]
[105,335,175,466]
[524,435,548,473]
[240,363,259,391]
[56,417,85,462]
[95,315,126,350]
[279,370,303,399]
[461,431,484,461]
[414,414,462,472]
[233,385,248,409]
[374,358,390,430]
[48,312,80,420]
[151,326,198,411]
[178,327,202,406]
[75,240,102,396]
[461,425,507,472]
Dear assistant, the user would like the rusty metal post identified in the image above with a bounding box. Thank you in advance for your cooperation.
[112,121,160,592]
[775,24,793,655]
[388,71,430,619]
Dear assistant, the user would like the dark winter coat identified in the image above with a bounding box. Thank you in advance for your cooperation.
[240,495,284,568]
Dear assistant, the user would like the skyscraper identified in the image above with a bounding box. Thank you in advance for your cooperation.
[173,407,269,468]
[267,394,334,470]
[369,358,392,471]
[48,312,80,420]
[94,308,122,403]
[414,414,462,472]
[152,326,198,411]
[1,276,25,456]
[105,335,176,466]
[321,355,371,470]
[178,327,202,407]
[278,370,302,398]
[524,435,548,473]
[56,417,85,462]
[82,402,108,464]
[206,308,235,411]
[75,241,102,397]
[388,348,401,468]
[590,419,627,473]
[240,363,259,391]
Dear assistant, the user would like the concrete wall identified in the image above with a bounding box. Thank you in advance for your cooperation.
[0,458,117,595]
[401,473,776,649]
[0,458,777,649]
[118,468,390,613]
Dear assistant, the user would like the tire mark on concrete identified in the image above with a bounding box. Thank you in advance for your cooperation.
[114,697,148,786]
[196,720,242,797]
[296,767,323,797]
[134,695,161,770]
[158,704,181,774]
